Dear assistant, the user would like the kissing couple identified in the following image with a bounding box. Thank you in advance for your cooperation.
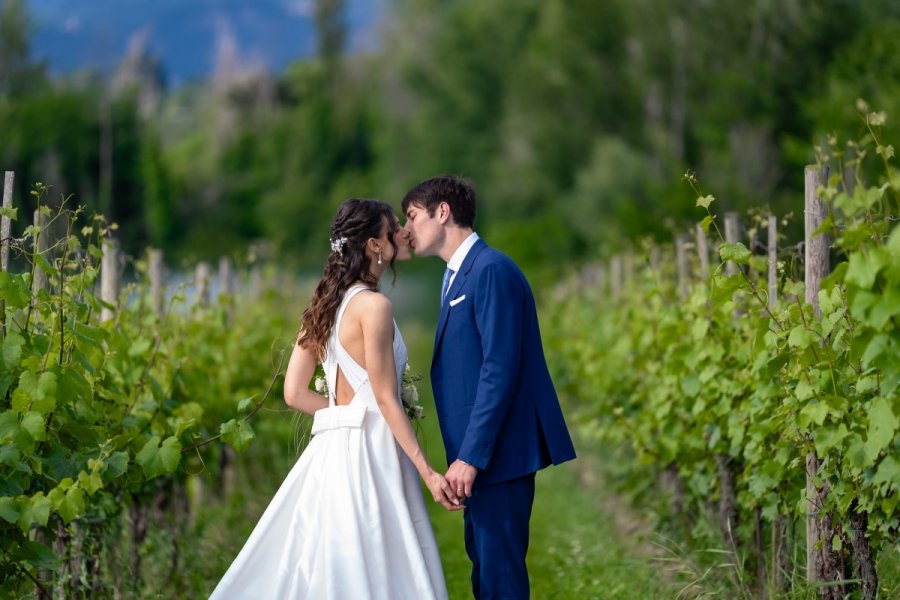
[210,175,576,599]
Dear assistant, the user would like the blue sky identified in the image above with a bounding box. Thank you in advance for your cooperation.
[26,0,385,84]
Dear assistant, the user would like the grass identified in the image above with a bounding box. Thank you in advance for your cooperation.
[421,435,687,599]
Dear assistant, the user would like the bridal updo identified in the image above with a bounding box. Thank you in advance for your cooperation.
[297,198,398,360]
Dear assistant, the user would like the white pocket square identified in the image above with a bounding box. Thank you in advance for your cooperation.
[449,295,466,307]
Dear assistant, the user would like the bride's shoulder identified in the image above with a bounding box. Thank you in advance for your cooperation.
[347,289,393,318]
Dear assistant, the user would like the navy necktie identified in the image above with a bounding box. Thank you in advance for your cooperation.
[441,267,454,306]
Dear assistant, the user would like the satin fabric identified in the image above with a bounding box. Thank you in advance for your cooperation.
[210,285,448,599]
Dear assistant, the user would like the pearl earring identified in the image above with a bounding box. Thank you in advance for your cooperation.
[378,252,383,265]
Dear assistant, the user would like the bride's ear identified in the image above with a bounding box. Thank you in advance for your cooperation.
[366,237,381,256]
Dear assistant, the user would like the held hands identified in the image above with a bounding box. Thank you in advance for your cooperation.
[425,470,464,511]
[445,459,478,500]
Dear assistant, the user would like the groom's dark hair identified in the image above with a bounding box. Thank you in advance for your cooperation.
[402,175,476,229]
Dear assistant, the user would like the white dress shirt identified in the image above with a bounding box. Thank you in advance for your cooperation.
[445,232,480,293]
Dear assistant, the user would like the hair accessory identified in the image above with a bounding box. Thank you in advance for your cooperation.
[330,236,348,254]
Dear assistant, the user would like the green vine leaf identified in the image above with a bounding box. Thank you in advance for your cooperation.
[719,242,751,265]
[17,492,51,532]
[2,332,25,370]
[135,435,182,480]
[0,272,31,309]
[696,195,715,209]
[20,412,45,442]
[0,496,20,523]
[11,540,59,571]
[77,470,103,495]
[788,326,817,350]
[799,400,829,428]
[221,418,255,452]
[846,250,887,289]
[0,410,18,441]
[865,398,898,462]
[104,451,130,480]
[49,481,85,523]
[12,371,58,414]
[872,456,899,491]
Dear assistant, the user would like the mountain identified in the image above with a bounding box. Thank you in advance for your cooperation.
[26,0,385,86]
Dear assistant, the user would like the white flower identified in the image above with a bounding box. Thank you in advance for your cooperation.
[400,365,424,421]
[401,383,418,405]
[330,236,348,254]
[314,376,326,394]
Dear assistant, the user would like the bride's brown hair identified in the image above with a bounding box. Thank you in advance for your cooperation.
[298,198,398,360]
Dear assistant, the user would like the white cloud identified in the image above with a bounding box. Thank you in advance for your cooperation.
[64,14,80,32]
[284,0,314,17]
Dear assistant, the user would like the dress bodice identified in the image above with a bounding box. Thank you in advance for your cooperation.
[322,284,408,407]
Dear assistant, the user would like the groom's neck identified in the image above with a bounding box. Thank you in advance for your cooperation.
[439,227,474,262]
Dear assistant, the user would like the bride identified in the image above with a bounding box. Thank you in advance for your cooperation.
[210,198,460,599]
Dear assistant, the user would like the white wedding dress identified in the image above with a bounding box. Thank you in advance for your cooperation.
[210,285,448,599]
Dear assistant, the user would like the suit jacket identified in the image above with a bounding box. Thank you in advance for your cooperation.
[431,239,576,487]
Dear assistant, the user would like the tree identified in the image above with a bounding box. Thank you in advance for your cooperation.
[0,0,44,97]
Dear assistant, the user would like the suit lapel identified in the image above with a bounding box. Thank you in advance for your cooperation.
[433,239,488,357]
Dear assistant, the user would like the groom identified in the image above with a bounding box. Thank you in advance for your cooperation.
[402,175,576,599]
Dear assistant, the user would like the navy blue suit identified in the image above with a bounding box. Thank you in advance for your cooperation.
[431,239,576,598]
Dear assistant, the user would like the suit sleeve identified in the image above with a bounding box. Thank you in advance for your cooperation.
[456,261,523,470]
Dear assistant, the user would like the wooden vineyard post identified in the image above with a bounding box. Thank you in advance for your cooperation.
[610,255,623,300]
[676,234,690,300]
[217,255,237,495]
[803,165,845,599]
[1,171,13,337]
[596,263,607,297]
[149,249,165,317]
[100,238,119,323]
[623,250,634,291]
[695,222,710,280]
[724,212,740,277]
[195,262,211,307]
[767,216,777,310]
[649,245,661,274]
[218,256,233,296]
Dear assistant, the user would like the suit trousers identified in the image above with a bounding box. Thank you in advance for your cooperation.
[463,473,536,599]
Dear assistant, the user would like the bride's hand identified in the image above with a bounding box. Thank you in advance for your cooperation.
[425,470,464,511]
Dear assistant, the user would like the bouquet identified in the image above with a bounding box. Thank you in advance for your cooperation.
[401,365,425,421]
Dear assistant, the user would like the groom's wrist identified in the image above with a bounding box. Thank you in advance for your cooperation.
[457,458,478,472]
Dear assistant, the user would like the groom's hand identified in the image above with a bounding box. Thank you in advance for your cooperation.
[446,459,478,499]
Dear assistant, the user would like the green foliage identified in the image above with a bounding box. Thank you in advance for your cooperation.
[544,126,899,590]
[0,0,46,97]
[0,189,296,594]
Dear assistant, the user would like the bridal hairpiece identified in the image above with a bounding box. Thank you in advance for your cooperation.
[330,236,348,255]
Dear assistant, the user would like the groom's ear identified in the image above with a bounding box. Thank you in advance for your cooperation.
[437,201,452,225]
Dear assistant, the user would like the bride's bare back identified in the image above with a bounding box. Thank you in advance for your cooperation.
[334,289,382,406]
